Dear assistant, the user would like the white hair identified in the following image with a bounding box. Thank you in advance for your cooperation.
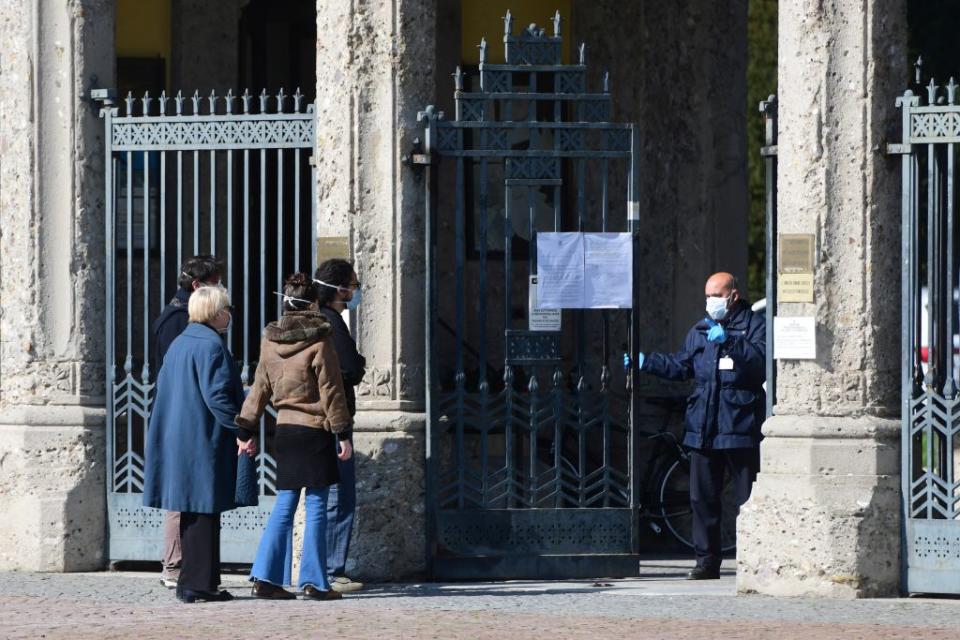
[188,285,230,324]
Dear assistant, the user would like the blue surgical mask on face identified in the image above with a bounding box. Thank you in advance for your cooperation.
[346,287,362,311]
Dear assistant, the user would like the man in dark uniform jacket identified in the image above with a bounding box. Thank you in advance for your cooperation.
[152,255,222,587]
[634,272,765,579]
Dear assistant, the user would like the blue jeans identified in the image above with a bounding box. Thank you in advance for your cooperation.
[325,442,356,579]
[250,488,331,590]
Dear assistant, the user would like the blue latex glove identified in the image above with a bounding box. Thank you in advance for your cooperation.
[706,323,727,344]
[623,352,645,370]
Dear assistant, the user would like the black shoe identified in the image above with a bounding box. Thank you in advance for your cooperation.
[176,586,234,603]
[302,584,343,601]
[252,580,296,600]
[686,565,721,580]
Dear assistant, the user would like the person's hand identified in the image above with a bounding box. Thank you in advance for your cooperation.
[707,324,727,344]
[237,437,258,458]
[337,438,353,461]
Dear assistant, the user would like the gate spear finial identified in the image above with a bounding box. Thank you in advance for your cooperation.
[927,77,938,105]
[158,90,168,115]
[241,89,252,114]
[552,10,561,37]
[225,89,235,114]
[142,90,152,117]
[191,90,201,115]
[504,10,512,35]
[293,87,304,113]
[175,90,184,116]
[208,90,218,114]
[948,78,957,105]
[259,88,269,113]
[125,91,134,116]
[453,66,464,92]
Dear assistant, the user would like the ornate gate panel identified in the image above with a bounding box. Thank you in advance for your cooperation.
[98,88,316,563]
[893,75,960,594]
[418,12,640,579]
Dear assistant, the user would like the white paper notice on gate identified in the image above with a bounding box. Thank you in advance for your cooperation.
[584,232,633,308]
[529,275,562,331]
[536,233,585,309]
[537,232,633,309]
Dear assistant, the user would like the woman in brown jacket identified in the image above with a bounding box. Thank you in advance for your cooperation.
[237,273,352,601]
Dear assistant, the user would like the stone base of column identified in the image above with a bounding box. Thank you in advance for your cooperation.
[292,410,425,583]
[736,415,900,598]
[0,405,106,571]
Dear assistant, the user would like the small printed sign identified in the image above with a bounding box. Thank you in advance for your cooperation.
[529,275,562,331]
[777,272,815,303]
[773,316,817,360]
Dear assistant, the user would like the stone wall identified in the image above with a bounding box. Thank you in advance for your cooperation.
[0,0,114,571]
[737,0,907,598]
[311,0,434,580]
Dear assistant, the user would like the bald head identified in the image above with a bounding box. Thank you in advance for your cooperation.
[705,272,739,303]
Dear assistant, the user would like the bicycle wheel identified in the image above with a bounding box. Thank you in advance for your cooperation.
[658,458,738,552]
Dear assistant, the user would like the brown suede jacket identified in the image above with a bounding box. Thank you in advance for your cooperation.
[236,311,352,437]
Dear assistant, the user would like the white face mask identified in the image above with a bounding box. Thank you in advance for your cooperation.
[705,296,729,321]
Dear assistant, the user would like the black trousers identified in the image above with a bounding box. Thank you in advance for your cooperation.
[178,512,221,593]
[688,447,760,569]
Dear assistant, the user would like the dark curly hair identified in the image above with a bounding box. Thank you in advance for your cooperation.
[282,272,320,311]
[313,259,355,307]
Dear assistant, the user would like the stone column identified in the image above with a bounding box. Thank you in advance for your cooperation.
[308,0,435,581]
[736,0,906,597]
[0,0,114,571]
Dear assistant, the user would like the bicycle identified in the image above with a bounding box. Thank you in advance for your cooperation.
[634,395,738,553]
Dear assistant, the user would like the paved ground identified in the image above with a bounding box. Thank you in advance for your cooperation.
[1,560,958,639]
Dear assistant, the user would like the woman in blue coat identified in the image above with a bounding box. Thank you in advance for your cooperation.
[144,285,258,602]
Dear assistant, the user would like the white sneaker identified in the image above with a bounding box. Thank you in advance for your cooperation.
[329,576,364,593]
[160,574,179,589]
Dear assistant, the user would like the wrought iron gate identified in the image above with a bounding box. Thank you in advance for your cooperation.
[892,74,960,594]
[418,12,640,579]
[97,88,316,562]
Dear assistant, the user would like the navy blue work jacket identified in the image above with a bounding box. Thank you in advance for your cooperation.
[640,302,766,450]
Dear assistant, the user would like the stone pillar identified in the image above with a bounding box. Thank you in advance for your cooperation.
[0,0,114,571]
[309,0,434,581]
[736,0,906,597]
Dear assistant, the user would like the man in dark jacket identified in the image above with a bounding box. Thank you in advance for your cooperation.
[152,255,222,588]
[636,272,765,579]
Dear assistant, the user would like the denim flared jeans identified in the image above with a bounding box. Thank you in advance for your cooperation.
[250,487,331,590]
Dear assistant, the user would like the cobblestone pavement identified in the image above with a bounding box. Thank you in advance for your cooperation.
[1,562,958,639]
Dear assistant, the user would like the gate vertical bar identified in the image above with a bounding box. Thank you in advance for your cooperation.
[761,96,778,418]
[419,106,441,576]
[102,103,117,501]
[628,123,641,553]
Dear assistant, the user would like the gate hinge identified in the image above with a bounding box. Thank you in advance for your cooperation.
[886,143,912,155]
[402,137,433,167]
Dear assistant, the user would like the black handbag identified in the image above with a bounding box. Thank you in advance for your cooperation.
[235,451,260,507]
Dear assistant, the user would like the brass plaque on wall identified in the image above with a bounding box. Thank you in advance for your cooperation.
[777,272,814,303]
[316,236,351,265]
[778,234,815,274]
